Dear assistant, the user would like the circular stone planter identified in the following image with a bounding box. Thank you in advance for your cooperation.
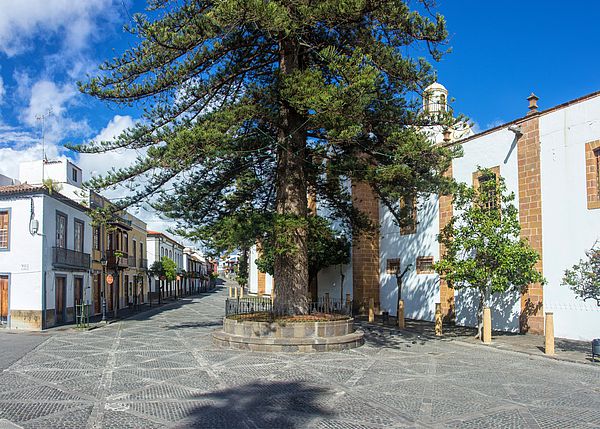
[212,316,364,352]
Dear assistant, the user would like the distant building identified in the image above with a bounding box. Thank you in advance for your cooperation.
[147,230,185,299]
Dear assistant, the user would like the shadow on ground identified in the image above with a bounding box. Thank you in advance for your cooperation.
[172,381,334,428]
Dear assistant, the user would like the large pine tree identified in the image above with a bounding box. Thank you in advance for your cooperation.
[74,0,459,315]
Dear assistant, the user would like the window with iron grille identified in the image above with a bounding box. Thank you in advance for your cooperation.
[74,220,84,253]
[0,210,9,250]
[477,172,498,211]
[386,258,400,275]
[416,256,434,274]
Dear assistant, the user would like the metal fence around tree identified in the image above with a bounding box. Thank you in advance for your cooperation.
[225,296,353,317]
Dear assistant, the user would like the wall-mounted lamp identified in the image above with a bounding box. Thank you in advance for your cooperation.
[508,124,523,137]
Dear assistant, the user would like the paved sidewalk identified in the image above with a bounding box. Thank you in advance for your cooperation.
[0,280,598,428]
[364,317,597,365]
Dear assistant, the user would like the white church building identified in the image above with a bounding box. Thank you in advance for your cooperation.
[248,83,600,341]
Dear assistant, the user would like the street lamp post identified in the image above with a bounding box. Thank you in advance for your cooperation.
[100,255,108,322]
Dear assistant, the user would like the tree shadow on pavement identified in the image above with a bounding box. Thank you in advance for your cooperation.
[172,381,334,428]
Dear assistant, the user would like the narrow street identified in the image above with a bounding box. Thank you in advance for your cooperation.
[0,281,599,428]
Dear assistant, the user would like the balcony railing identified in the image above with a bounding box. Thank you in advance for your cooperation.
[128,256,137,267]
[106,250,128,269]
[139,258,148,269]
[53,247,91,270]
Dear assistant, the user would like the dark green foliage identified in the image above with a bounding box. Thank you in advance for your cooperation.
[435,168,545,336]
[256,215,350,279]
[71,0,461,313]
[149,256,178,282]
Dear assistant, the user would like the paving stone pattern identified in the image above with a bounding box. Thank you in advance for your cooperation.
[0,281,599,428]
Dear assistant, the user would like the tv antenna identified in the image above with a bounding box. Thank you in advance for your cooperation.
[35,107,53,182]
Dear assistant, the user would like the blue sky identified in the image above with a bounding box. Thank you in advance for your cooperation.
[0,0,598,227]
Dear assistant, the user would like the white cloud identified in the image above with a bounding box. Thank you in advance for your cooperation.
[0,0,116,57]
[22,80,77,126]
[0,141,62,180]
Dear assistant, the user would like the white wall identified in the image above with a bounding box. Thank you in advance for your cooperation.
[42,194,93,312]
[540,96,600,340]
[452,127,522,332]
[378,194,440,320]
[0,196,44,317]
[317,261,352,302]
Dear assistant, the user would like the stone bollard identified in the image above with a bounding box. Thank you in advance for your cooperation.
[239,287,244,298]
[435,303,443,336]
[398,299,405,329]
[368,297,375,323]
[228,287,233,298]
[545,312,555,355]
[483,307,492,344]
[234,287,238,299]
[345,293,351,309]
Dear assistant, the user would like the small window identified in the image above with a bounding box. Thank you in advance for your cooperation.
[74,220,84,253]
[416,256,434,274]
[72,168,78,182]
[399,195,417,235]
[0,210,9,250]
[93,227,100,250]
[123,232,129,253]
[56,212,67,248]
[477,173,498,211]
[386,258,400,275]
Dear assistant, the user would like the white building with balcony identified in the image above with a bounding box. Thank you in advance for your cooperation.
[0,179,92,329]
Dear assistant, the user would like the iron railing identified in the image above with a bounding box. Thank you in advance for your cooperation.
[128,256,137,267]
[225,297,353,317]
[139,258,148,269]
[52,247,91,270]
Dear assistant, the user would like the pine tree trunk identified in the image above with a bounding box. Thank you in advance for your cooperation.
[273,37,309,316]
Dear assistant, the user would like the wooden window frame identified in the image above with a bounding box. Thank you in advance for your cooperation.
[74,218,84,253]
[56,211,68,249]
[416,256,435,274]
[586,140,600,209]
[386,258,401,275]
[0,208,10,251]
[473,166,501,212]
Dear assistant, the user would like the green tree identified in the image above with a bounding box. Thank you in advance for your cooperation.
[434,168,545,338]
[149,256,178,293]
[562,242,600,307]
[256,215,350,286]
[73,0,459,315]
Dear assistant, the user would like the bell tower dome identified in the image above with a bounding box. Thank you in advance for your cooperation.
[423,82,448,113]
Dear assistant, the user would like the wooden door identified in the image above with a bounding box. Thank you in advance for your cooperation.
[107,278,113,312]
[55,277,65,324]
[0,276,8,322]
[74,277,83,305]
[93,275,101,314]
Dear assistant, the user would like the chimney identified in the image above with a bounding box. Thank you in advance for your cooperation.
[527,93,539,114]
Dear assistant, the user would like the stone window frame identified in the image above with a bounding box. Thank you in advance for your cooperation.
[416,256,434,274]
[585,140,600,210]
[386,258,400,275]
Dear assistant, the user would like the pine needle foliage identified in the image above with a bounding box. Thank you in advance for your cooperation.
[72,0,460,314]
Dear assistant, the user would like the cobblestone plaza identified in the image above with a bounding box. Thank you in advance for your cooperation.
[0,283,599,428]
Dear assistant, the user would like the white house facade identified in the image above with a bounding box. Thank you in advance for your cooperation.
[0,182,92,330]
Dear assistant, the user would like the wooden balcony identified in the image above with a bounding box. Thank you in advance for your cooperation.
[106,250,128,269]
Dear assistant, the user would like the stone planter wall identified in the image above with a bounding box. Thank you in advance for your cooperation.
[213,317,364,352]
